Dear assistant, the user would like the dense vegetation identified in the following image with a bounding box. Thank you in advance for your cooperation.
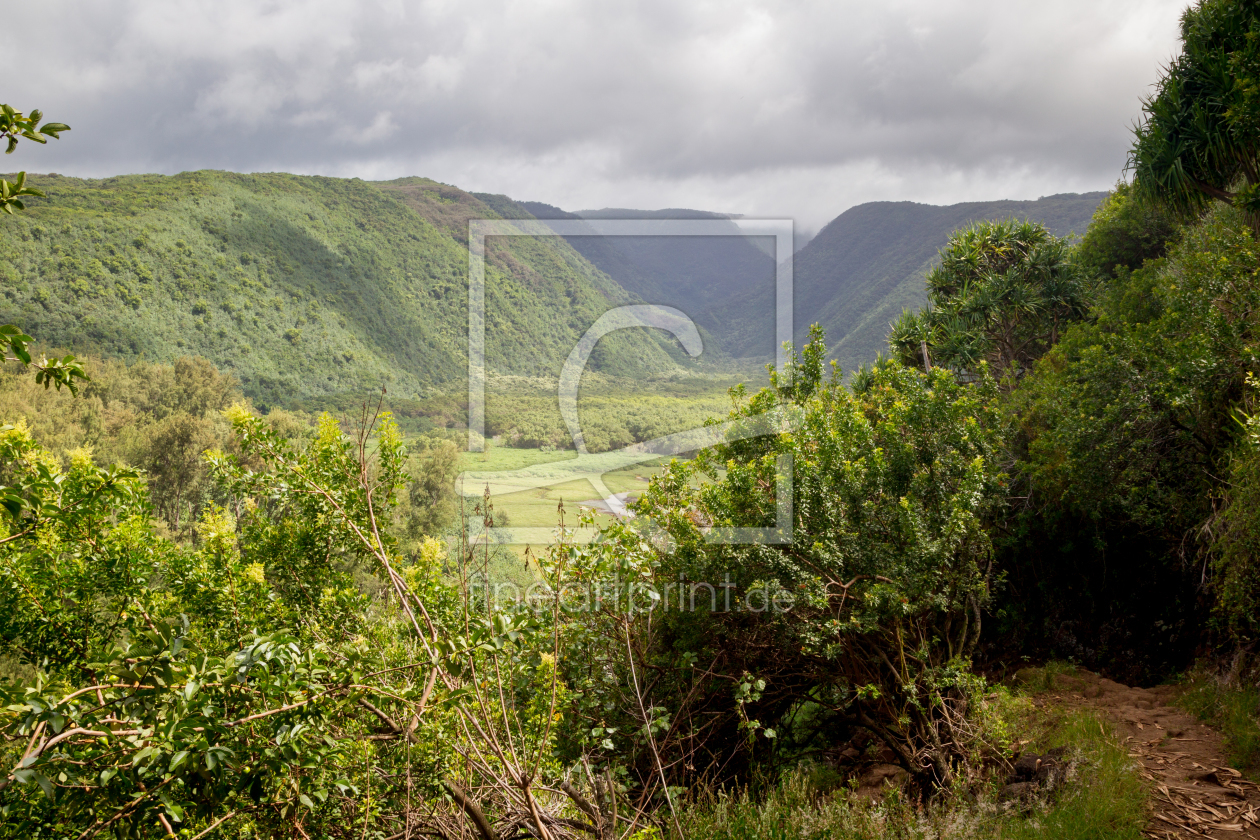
[767,192,1106,375]
[2,1,1260,837]
[0,171,702,409]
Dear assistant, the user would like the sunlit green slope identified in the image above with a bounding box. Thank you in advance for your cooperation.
[0,171,693,408]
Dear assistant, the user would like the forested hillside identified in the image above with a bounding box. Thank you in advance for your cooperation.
[780,192,1107,373]
[513,203,774,359]
[520,194,1105,369]
[0,172,695,408]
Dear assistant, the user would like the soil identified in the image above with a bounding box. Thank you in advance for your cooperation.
[1040,669,1260,839]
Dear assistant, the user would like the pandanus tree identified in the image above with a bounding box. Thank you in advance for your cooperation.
[888,219,1090,384]
[1129,0,1260,237]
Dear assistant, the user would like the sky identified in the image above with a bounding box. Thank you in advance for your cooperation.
[9,0,1186,236]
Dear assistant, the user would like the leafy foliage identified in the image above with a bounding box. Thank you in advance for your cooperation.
[0,104,69,215]
[1130,0,1260,235]
[1076,182,1179,281]
[888,220,1091,382]
[0,102,85,396]
[0,354,253,535]
[1211,375,1260,643]
[551,328,1006,793]
[999,203,1259,679]
[0,422,158,671]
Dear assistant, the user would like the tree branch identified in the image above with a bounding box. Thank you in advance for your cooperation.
[443,780,500,840]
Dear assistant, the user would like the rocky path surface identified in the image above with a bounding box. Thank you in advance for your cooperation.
[1040,670,1260,839]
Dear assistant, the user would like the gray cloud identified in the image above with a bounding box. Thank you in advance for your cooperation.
[8,0,1183,231]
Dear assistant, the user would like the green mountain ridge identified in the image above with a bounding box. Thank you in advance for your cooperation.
[513,201,774,361]
[0,171,696,414]
[0,172,1108,431]
[518,193,1108,371]
[785,192,1109,373]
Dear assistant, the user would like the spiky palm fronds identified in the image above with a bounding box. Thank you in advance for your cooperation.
[889,219,1089,385]
[1129,0,1260,234]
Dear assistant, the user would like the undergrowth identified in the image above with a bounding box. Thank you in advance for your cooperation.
[998,710,1147,840]
[668,699,1147,840]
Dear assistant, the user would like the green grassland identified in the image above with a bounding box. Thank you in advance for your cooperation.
[460,369,750,546]
[462,445,663,532]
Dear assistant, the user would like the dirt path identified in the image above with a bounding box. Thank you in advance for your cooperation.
[1039,670,1260,839]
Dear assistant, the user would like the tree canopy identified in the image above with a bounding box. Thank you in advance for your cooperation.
[1130,0,1260,235]
[887,219,1090,383]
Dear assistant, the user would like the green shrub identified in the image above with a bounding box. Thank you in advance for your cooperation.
[1212,380,1260,644]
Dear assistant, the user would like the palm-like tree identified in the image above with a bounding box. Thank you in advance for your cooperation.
[888,220,1088,384]
[1129,0,1260,237]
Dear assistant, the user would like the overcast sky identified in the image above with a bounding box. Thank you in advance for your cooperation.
[9,0,1185,235]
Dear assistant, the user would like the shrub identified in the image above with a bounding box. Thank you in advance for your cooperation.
[558,328,1006,794]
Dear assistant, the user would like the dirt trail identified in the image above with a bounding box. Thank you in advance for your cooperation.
[1040,670,1260,839]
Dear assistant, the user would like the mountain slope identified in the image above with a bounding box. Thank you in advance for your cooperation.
[0,172,693,408]
[712,192,1109,371]
[516,194,1107,367]
[517,203,777,349]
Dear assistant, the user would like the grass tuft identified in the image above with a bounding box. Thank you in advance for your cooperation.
[1174,672,1260,778]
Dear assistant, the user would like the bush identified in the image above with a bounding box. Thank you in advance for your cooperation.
[556,328,1006,795]
[1212,378,1260,644]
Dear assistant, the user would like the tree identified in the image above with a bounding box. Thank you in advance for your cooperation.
[998,203,1260,680]
[0,103,83,394]
[1129,0,1260,237]
[888,219,1090,383]
[0,423,157,671]
[1076,181,1179,281]
[403,437,461,539]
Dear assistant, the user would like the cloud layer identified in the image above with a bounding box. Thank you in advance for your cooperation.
[9,0,1184,231]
